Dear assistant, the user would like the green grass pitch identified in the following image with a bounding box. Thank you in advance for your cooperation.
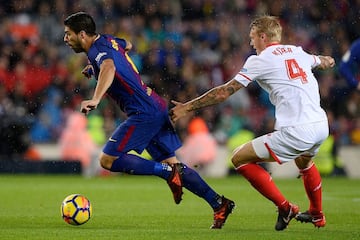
[0,174,359,240]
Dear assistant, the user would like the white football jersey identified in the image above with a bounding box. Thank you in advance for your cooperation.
[234,44,328,130]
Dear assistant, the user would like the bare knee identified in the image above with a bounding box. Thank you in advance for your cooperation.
[295,155,313,170]
[231,144,243,167]
[231,157,245,169]
[99,152,118,170]
[231,143,258,167]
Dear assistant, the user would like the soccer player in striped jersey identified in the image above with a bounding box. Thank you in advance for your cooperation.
[63,12,234,229]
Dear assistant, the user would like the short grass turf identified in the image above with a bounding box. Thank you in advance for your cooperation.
[0,174,359,240]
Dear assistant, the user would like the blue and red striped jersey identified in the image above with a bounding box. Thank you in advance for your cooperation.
[87,34,167,116]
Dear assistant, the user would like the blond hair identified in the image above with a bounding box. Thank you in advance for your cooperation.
[250,15,282,42]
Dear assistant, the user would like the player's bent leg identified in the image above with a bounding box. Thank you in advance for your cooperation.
[232,141,298,230]
[101,152,175,180]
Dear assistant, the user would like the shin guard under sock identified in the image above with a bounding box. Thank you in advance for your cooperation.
[181,165,221,209]
[300,163,322,214]
[236,163,288,208]
[110,153,171,179]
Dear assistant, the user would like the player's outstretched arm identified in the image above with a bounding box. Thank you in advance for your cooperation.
[170,79,243,122]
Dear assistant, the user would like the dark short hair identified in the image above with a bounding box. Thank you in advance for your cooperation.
[64,12,96,36]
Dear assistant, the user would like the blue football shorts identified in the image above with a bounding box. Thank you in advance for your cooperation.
[103,111,182,162]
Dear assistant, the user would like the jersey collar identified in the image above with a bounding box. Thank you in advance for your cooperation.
[266,42,280,48]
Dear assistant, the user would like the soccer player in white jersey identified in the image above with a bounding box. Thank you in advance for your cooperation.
[170,15,335,231]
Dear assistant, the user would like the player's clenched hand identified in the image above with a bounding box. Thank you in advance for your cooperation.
[81,65,94,79]
[169,100,188,122]
[80,99,99,115]
[318,56,335,69]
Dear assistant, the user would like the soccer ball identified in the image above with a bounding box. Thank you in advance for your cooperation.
[61,194,92,225]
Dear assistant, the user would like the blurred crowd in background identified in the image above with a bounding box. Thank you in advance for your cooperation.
[0,0,359,175]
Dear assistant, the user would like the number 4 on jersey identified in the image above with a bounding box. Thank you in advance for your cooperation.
[285,59,308,84]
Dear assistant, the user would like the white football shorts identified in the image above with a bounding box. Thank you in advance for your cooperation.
[252,120,329,164]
